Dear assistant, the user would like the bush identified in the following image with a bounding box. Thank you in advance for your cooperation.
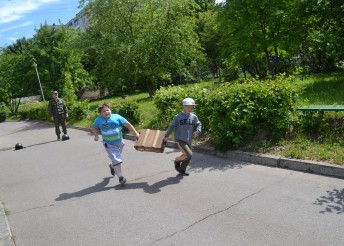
[155,75,300,151]
[111,100,141,126]
[19,102,49,121]
[298,111,344,143]
[154,85,209,129]
[67,100,90,121]
[0,112,6,122]
[208,76,300,149]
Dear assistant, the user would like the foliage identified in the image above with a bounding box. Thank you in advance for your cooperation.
[297,111,344,143]
[0,53,28,114]
[19,102,49,121]
[30,24,93,97]
[111,100,141,126]
[218,0,306,79]
[67,100,90,122]
[0,112,6,122]
[155,76,300,150]
[80,0,205,97]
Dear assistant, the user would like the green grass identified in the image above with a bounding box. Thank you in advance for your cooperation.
[244,71,344,165]
[295,71,344,105]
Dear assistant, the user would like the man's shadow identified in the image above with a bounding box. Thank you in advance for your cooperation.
[115,175,183,194]
[55,177,114,201]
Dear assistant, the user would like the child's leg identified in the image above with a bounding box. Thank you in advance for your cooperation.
[104,142,125,180]
[176,141,192,171]
[112,163,123,178]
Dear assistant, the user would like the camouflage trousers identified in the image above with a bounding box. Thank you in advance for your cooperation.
[53,114,67,136]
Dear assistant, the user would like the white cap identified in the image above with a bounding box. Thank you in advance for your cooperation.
[182,98,196,106]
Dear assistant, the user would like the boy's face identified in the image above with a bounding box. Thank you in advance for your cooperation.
[100,106,111,118]
[183,105,194,114]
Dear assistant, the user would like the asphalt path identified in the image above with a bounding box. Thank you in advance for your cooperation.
[0,121,344,246]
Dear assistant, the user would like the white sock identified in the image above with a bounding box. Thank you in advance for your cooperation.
[116,172,123,178]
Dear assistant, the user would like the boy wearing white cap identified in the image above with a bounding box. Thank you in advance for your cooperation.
[164,98,202,176]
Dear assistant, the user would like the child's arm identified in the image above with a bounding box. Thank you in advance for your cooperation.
[164,117,176,142]
[192,117,202,138]
[91,126,99,141]
[124,122,140,139]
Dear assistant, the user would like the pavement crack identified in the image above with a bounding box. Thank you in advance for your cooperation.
[150,175,290,245]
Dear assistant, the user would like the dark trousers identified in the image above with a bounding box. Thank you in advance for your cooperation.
[53,114,67,136]
[176,141,193,171]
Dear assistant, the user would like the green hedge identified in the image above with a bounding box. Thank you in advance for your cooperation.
[67,100,90,121]
[0,112,6,122]
[111,100,141,126]
[154,76,300,150]
[19,102,49,121]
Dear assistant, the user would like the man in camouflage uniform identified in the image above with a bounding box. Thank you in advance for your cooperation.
[48,91,69,140]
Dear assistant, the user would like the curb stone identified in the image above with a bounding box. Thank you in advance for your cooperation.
[0,202,14,246]
[70,125,344,179]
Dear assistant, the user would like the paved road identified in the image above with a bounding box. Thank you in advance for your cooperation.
[0,121,344,246]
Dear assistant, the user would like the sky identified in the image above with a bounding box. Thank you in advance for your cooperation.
[0,0,83,48]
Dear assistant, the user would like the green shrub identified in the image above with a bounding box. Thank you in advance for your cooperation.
[19,102,49,121]
[155,75,300,151]
[68,100,90,121]
[209,76,300,149]
[154,86,185,128]
[298,111,344,143]
[111,100,141,125]
[154,85,209,130]
[0,112,6,122]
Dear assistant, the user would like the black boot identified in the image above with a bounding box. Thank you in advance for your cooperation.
[174,160,181,171]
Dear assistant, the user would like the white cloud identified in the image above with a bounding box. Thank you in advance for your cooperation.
[0,21,32,32]
[0,0,59,24]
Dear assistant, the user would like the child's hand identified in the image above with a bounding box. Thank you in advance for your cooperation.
[135,132,140,140]
[94,135,99,141]
[192,132,199,138]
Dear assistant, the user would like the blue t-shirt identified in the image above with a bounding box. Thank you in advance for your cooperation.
[93,114,128,144]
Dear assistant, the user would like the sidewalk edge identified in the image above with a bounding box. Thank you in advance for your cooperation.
[69,125,344,179]
[0,202,15,246]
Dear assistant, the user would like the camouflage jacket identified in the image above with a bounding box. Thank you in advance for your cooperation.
[48,98,68,117]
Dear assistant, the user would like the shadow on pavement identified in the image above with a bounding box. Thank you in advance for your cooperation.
[1,121,52,137]
[313,188,344,214]
[23,140,58,148]
[190,154,250,172]
[55,177,114,201]
[114,175,183,194]
[55,175,183,200]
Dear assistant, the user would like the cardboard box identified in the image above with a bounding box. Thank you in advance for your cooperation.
[134,129,166,153]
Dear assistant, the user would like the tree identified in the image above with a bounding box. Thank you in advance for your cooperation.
[0,53,25,113]
[81,0,204,97]
[218,0,306,79]
[297,0,344,72]
[30,24,93,97]
[196,6,224,80]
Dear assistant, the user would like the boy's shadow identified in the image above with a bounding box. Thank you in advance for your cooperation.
[115,175,183,194]
[55,175,183,201]
[55,177,114,201]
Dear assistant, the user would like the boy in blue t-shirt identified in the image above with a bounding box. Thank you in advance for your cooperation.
[92,103,140,186]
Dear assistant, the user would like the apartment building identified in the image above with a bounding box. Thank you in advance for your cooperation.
[66,9,89,31]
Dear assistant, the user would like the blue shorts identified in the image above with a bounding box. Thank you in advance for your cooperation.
[103,141,125,166]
